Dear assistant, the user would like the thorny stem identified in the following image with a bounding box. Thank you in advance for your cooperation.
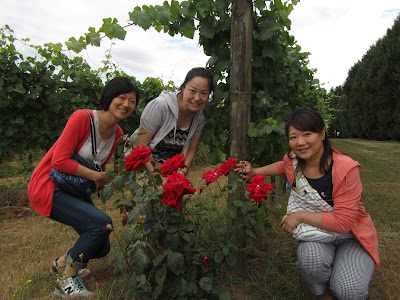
[112,231,131,270]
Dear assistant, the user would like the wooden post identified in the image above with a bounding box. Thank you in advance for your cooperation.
[229,0,253,278]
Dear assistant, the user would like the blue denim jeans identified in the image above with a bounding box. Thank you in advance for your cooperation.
[49,190,113,269]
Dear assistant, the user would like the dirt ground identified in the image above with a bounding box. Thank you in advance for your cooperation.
[0,182,30,219]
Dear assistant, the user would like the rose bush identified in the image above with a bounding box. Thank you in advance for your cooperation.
[102,142,274,299]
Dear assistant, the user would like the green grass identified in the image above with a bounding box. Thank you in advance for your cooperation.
[1,138,399,299]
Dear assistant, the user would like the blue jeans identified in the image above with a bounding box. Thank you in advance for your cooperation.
[49,190,113,269]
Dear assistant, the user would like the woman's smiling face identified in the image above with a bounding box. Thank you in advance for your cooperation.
[180,76,210,113]
[288,125,325,163]
[108,91,136,120]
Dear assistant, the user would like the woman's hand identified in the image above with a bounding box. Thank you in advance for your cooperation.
[234,161,256,179]
[279,213,301,235]
[94,171,108,191]
[177,167,188,177]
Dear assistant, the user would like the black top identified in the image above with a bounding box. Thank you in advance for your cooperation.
[293,161,334,206]
[152,125,191,163]
[305,162,334,206]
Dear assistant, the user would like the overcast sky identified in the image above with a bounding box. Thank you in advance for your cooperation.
[1,0,399,90]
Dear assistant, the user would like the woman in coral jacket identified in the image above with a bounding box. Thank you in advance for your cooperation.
[237,108,379,300]
[28,77,139,298]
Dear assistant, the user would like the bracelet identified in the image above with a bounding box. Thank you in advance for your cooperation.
[180,167,188,176]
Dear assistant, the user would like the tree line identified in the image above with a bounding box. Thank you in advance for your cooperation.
[328,15,400,141]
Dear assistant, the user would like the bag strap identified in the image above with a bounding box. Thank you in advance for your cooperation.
[86,110,97,159]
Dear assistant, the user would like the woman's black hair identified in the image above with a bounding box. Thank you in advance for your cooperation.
[285,107,337,174]
[100,77,140,111]
[179,67,215,95]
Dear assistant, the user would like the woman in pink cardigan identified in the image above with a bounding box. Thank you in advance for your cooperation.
[28,77,140,298]
[237,108,379,300]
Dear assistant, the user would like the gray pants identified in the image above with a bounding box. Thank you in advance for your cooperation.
[297,236,375,300]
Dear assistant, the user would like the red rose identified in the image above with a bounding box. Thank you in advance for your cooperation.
[218,157,237,176]
[103,223,113,234]
[202,256,211,267]
[245,175,274,204]
[202,166,221,186]
[161,172,196,210]
[122,211,128,226]
[124,145,151,171]
[161,189,183,210]
[160,154,187,177]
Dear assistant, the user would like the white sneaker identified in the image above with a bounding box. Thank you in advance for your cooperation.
[54,276,93,298]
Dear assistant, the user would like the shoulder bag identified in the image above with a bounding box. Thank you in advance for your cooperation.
[49,111,103,198]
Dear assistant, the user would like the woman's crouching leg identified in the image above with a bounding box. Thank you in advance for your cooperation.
[297,241,335,296]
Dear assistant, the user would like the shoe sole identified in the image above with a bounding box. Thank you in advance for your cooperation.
[53,287,93,298]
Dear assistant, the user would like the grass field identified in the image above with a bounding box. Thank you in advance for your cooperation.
[0,138,399,299]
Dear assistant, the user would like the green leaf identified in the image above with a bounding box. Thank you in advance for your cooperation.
[228,209,236,219]
[214,250,224,263]
[128,206,141,224]
[166,226,178,234]
[101,185,113,201]
[199,21,216,39]
[19,61,31,72]
[153,254,166,266]
[219,291,232,300]
[181,1,196,18]
[199,277,213,292]
[167,252,185,276]
[65,37,86,53]
[14,117,25,125]
[155,264,167,286]
[166,232,180,248]
[246,229,256,239]
[130,181,142,196]
[170,0,182,15]
[225,254,236,268]
[110,23,126,40]
[129,8,153,30]
[154,6,172,24]
[132,249,149,274]
[181,26,195,39]
[99,18,126,40]
[85,28,101,46]
[187,265,199,281]
[222,247,229,256]
[196,0,211,18]
[112,175,125,190]
[177,278,188,296]
[187,282,197,294]
[152,285,163,299]
[232,200,243,208]
[184,223,195,232]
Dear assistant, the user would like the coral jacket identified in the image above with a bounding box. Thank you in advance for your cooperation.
[275,151,380,267]
[28,110,123,217]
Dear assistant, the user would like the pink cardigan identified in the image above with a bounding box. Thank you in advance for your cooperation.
[275,151,380,267]
[28,110,123,217]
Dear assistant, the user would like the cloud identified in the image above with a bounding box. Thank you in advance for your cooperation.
[289,0,399,89]
[2,0,209,85]
[2,0,399,90]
